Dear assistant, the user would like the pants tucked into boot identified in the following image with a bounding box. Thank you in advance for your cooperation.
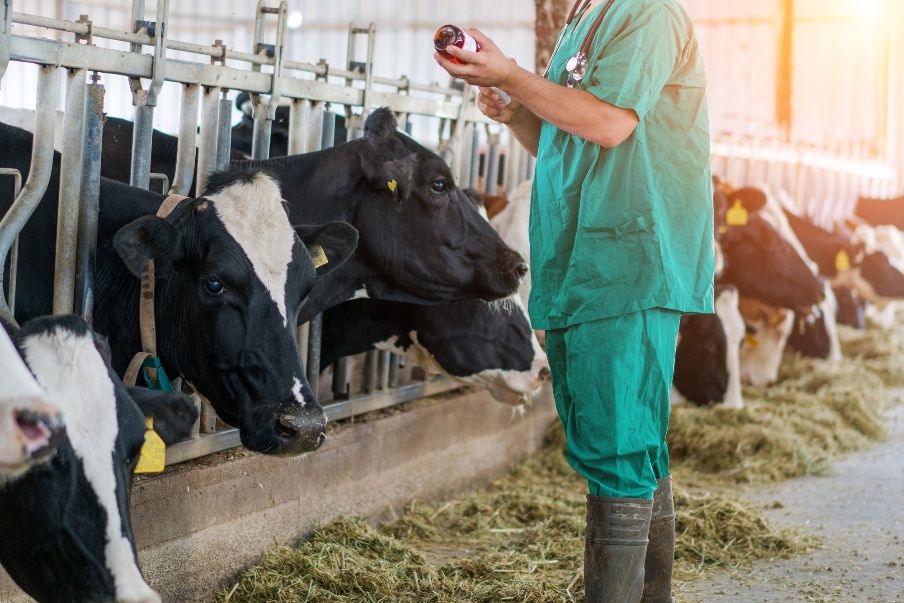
[641,477,675,603]
[584,495,653,603]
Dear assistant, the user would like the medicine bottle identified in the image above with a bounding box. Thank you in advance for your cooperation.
[433,24,512,105]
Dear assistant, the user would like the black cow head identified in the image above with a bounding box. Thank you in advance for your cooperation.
[352,108,527,302]
[113,170,357,455]
[714,184,824,314]
[0,315,195,603]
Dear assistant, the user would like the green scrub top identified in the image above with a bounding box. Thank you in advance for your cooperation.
[528,0,714,330]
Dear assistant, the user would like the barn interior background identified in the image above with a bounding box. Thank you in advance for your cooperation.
[1,1,903,601]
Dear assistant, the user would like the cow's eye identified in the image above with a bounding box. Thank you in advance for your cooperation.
[203,277,226,296]
[430,179,447,194]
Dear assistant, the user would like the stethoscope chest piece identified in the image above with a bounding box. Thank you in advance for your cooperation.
[565,53,589,88]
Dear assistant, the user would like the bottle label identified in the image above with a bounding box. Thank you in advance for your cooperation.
[460,32,479,53]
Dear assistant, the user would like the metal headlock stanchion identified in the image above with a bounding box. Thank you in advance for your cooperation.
[75,73,105,323]
[129,0,168,190]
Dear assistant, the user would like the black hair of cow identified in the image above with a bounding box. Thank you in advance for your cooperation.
[201,167,284,197]
[363,107,398,139]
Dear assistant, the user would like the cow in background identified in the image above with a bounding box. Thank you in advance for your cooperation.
[0,324,63,479]
[854,194,904,230]
[0,315,196,603]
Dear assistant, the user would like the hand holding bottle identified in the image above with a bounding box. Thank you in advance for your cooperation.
[434,26,514,106]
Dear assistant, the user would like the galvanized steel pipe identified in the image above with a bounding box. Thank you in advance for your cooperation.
[196,86,220,195]
[169,83,199,195]
[52,68,87,315]
[0,64,60,322]
[75,77,104,323]
[215,96,233,171]
[287,98,310,155]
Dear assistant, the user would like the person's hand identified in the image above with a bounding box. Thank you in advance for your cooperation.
[433,28,517,90]
[477,86,522,124]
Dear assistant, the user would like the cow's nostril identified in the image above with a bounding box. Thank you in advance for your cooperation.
[539,367,551,381]
[276,416,299,439]
[514,261,529,279]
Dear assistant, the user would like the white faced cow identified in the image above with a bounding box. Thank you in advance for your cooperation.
[1,122,358,456]
[0,323,63,478]
[0,315,196,603]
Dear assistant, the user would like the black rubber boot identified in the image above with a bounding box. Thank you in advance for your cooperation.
[584,495,653,603]
[641,477,675,603]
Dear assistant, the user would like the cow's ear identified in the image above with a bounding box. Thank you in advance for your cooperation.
[113,216,178,277]
[359,152,416,200]
[126,386,198,446]
[729,187,768,212]
[295,221,359,278]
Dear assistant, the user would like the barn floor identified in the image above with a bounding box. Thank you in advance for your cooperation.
[681,400,904,603]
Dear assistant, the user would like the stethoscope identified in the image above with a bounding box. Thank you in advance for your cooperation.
[543,0,617,88]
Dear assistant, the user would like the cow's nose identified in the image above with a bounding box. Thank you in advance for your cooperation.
[538,366,551,381]
[514,260,529,280]
[15,408,65,459]
[274,412,327,455]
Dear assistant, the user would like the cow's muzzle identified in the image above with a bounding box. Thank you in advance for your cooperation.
[272,408,327,456]
[14,408,65,463]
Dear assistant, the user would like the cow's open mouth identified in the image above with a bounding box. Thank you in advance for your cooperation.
[15,409,63,458]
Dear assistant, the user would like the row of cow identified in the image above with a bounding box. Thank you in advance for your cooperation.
[0,105,549,602]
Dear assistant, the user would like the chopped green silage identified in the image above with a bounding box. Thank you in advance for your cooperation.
[218,321,900,602]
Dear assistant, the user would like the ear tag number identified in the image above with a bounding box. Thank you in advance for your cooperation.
[387,179,398,193]
[744,333,759,347]
[311,244,329,269]
[835,249,851,272]
[726,200,748,226]
[135,417,166,474]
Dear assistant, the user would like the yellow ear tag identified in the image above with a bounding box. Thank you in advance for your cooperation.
[744,333,759,347]
[135,417,166,474]
[387,179,398,193]
[726,200,748,227]
[835,249,851,272]
[310,244,329,269]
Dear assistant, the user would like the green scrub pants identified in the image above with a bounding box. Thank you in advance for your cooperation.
[545,308,681,500]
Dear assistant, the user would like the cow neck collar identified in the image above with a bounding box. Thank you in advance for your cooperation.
[123,193,188,387]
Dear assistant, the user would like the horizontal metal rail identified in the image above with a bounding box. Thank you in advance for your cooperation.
[164,376,464,466]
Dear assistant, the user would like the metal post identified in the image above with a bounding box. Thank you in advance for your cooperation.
[216,95,233,171]
[305,314,322,391]
[0,64,60,322]
[52,67,87,315]
[75,74,104,323]
[0,169,22,320]
[129,0,168,189]
[321,106,336,149]
[0,0,12,86]
[250,1,287,161]
[169,83,199,195]
[362,350,378,393]
[486,135,501,195]
[331,356,349,400]
[469,126,481,189]
[196,86,220,195]
[287,98,310,155]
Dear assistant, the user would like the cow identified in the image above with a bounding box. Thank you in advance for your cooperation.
[76,108,527,318]
[0,314,196,603]
[713,182,825,314]
[0,324,63,479]
[320,295,549,406]
[488,178,534,309]
[1,121,359,456]
[854,194,904,230]
[231,91,348,158]
[737,296,795,386]
[672,284,745,408]
[834,285,866,328]
[786,279,842,361]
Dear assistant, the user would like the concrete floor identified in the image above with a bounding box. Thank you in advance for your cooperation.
[683,404,904,603]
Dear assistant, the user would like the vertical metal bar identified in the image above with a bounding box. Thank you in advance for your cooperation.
[0,0,12,86]
[469,127,481,189]
[378,350,390,390]
[129,0,168,189]
[250,1,287,161]
[387,353,400,389]
[53,67,86,315]
[215,96,233,171]
[251,105,272,160]
[486,138,501,195]
[169,83,199,196]
[321,107,336,149]
[0,65,60,322]
[362,350,378,393]
[288,98,310,155]
[305,314,322,391]
[129,104,153,190]
[0,169,22,318]
[331,356,349,400]
[75,75,104,323]
[305,102,324,152]
[196,86,220,195]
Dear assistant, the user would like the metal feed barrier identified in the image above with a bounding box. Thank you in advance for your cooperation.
[0,0,535,465]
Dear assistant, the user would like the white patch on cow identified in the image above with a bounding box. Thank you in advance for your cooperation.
[739,301,794,387]
[669,385,687,406]
[351,288,369,300]
[291,377,307,408]
[0,329,61,479]
[20,327,159,603]
[758,186,819,276]
[853,223,904,273]
[208,173,295,327]
[491,179,533,308]
[714,287,745,409]
[818,281,842,362]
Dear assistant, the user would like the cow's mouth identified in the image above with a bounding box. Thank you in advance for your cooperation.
[15,409,64,459]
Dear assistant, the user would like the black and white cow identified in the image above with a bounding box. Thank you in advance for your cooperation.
[0,324,63,478]
[0,314,195,603]
[320,295,548,405]
[1,122,358,455]
[673,284,745,408]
